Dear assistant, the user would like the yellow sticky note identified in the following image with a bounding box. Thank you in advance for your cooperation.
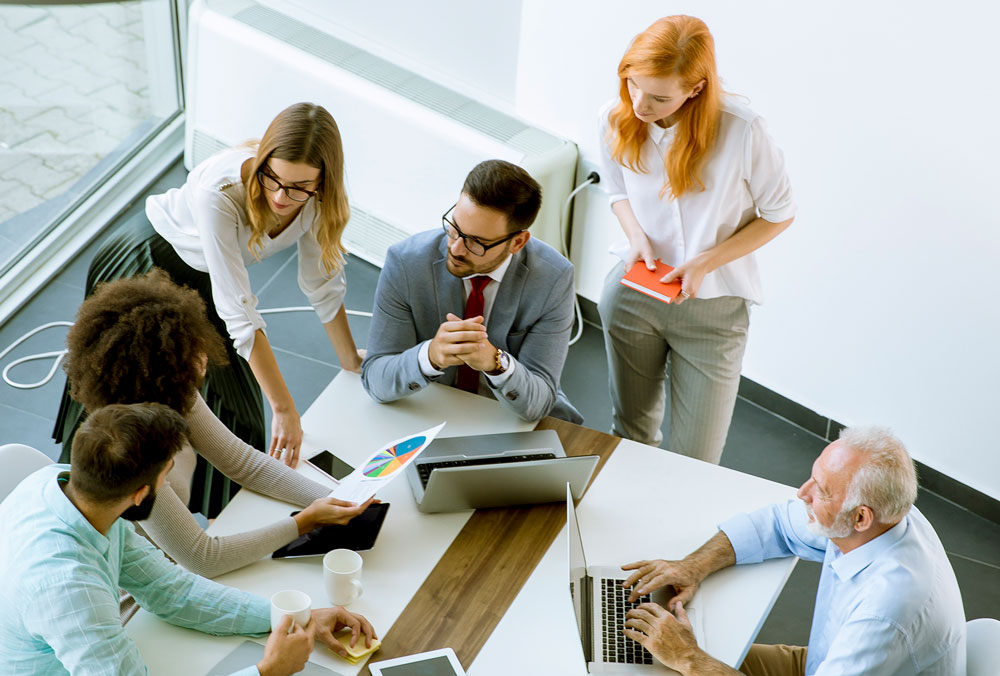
[333,628,381,663]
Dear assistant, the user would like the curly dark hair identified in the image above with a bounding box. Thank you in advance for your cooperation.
[64,269,228,415]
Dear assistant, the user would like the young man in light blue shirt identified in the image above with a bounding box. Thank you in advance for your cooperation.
[0,403,375,676]
[618,426,966,676]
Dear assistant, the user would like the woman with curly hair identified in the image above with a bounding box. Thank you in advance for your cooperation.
[598,16,796,464]
[55,102,360,484]
[62,270,373,579]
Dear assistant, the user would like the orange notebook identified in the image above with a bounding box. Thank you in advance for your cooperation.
[620,260,682,303]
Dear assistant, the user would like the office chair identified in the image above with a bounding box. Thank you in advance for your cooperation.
[967,617,1000,676]
[0,443,53,503]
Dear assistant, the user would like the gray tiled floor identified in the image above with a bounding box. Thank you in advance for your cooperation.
[0,160,997,647]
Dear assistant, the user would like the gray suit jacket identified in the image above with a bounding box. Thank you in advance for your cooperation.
[361,230,582,423]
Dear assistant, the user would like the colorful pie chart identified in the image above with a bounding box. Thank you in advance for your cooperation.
[363,435,427,477]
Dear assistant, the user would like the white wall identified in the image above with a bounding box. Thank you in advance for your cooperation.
[262,0,523,111]
[515,0,1000,500]
[264,1,1000,499]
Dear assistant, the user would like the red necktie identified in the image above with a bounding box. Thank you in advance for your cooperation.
[455,276,491,393]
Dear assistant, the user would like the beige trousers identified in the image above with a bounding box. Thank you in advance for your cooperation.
[739,643,808,676]
[598,264,750,464]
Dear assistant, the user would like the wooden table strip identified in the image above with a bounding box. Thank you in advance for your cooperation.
[362,419,620,673]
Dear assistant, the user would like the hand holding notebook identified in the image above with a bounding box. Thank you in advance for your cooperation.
[620,260,683,303]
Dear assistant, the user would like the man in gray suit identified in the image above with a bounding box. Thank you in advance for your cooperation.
[361,160,582,423]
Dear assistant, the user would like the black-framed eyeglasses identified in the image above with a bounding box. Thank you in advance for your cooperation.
[441,203,522,257]
[256,169,317,203]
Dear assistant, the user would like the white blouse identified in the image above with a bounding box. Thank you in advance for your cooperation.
[599,98,796,304]
[146,147,346,360]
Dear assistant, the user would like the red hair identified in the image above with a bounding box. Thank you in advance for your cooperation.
[607,15,721,198]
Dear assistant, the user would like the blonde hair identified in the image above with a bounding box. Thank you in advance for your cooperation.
[607,15,721,199]
[244,102,350,273]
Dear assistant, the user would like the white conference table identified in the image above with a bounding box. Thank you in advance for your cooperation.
[468,438,798,675]
[128,372,534,675]
[129,372,798,675]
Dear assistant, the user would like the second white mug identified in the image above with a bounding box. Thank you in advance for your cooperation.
[323,548,363,606]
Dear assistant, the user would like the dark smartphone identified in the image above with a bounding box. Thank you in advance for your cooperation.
[305,450,355,481]
[273,502,391,557]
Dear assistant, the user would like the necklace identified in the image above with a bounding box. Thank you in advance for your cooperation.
[270,210,295,237]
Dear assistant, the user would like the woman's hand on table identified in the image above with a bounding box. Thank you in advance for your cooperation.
[310,606,378,656]
[340,348,366,374]
[268,407,303,467]
[293,497,377,536]
[660,253,712,304]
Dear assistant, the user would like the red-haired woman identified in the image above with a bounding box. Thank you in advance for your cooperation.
[55,103,362,503]
[598,16,795,464]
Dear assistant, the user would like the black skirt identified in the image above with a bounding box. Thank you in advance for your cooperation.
[52,211,266,517]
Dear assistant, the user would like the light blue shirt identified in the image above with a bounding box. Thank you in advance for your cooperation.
[0,465,270,676]
[720,500,966,676]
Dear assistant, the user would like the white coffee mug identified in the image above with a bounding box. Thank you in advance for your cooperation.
[323,548,363,605]
[270,589,311,632]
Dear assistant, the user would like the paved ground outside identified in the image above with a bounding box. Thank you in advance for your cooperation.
[0,2,152,267]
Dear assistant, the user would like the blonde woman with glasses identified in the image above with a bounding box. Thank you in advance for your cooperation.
[55,103,362,510]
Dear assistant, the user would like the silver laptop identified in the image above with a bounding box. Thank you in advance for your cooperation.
[405,431,599,513]
[567,486,704,674]
[206,641,342,675]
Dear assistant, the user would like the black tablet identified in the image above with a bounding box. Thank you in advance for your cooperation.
[272,502,390,558]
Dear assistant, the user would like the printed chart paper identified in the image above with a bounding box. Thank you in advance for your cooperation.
[329,422,445,503]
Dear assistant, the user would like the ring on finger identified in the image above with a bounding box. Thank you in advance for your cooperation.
[680,290,691,299]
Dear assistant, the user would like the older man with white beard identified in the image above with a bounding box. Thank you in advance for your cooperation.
[615,426,966,676]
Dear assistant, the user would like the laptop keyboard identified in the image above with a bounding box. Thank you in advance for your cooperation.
[417,453,557,489]
[601,579,654,665]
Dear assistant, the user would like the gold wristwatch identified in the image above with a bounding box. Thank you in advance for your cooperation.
[486,348,510,376]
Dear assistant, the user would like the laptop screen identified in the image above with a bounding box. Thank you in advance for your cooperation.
[566,485,590,661]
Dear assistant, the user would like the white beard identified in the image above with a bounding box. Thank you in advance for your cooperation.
[805,503,853,539]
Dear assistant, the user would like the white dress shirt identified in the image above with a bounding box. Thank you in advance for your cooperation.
[599,97,796,304]
[418,253,516,388]
[146,147,346,360]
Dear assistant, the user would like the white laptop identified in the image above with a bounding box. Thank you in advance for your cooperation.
[567,485,704,674]
[405,431,599,513]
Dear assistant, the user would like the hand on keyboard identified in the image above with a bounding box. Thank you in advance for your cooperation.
[621,558,701,604]
[623,600,698,672]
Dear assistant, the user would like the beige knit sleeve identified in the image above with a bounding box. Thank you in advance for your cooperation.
[185,393,331,505]
[140,479,300,578]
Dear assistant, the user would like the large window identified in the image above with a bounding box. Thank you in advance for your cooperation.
[0,0,182,292]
